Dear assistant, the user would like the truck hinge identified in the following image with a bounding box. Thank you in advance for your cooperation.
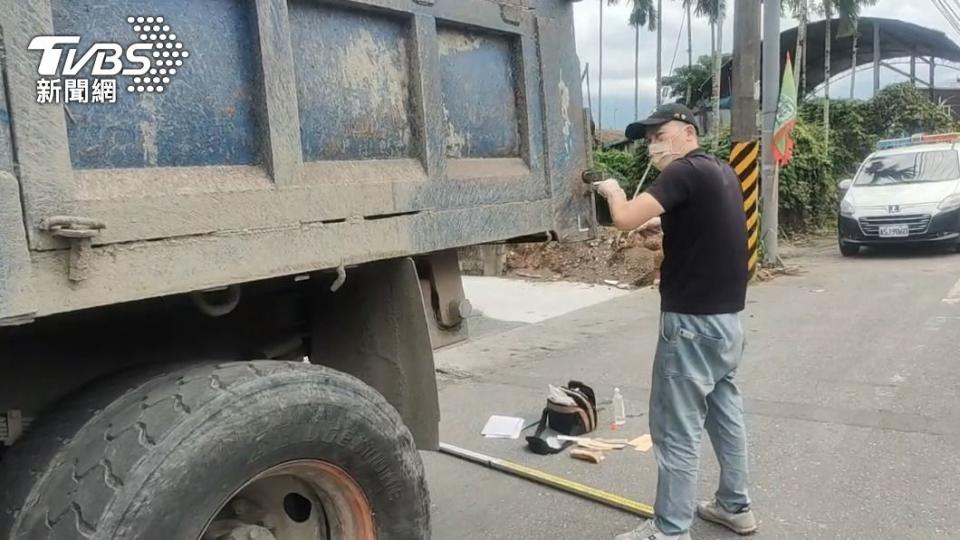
[39,216,106,283]
[419,250,472,329]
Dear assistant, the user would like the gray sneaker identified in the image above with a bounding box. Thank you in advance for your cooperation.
[696,500,758,535]
[614,520,692,540]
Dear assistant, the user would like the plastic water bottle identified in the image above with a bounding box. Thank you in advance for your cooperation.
[613,388,627,426]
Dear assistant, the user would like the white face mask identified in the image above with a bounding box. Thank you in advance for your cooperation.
[648,130,684,170]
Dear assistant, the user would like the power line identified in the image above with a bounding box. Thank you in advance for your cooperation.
[929,0,955,32]
[668,8,688,75]
[948,0,960,33]
[931,0,960,37]
[933,0,959,26]
[928,0,950,30]
[943,0,960,31]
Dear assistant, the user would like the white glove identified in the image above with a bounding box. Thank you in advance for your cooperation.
[595,179,626,201]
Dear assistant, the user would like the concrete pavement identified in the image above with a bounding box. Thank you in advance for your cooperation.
[424,240,960,539]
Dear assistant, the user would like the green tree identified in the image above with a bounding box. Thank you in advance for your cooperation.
[619,1,722,124]
[675,1,724,106]
[662,54,731,107]
[801,83,960,179]
[594,141,657,197]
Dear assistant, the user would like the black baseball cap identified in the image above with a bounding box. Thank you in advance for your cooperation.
[625,103,700,140]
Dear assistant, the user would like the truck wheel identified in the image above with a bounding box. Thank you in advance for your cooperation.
[0,361,430,540]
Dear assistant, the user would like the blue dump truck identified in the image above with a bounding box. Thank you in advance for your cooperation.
[0,0,592,537]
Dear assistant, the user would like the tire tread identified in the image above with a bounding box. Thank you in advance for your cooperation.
[0,361,422,540]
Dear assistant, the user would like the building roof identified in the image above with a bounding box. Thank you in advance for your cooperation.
[711,17,960,98]
[596,129,626,145]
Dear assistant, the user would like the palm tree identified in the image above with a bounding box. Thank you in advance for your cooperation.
[626,0,657,117]
[849,18,858,99]
[617,0,720,127]
[676,0,722,115]
[822,0,876,144]
[685,0,725,139]
[783,0,874,127]
[823,0,833,144]
[783,0,808,94]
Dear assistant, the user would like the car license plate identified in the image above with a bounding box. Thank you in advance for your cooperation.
[879,224,910,238]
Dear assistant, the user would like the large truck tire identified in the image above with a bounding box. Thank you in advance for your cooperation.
[0,361,430,540]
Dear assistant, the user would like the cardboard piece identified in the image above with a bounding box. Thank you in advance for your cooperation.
[628,434,653,452]
[577,439,627,451]
[557,435,628,451]
[570,448,606,463]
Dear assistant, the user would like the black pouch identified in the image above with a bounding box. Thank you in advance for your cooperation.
[525,381,598,455]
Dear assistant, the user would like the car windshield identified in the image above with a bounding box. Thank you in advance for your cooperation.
[854,150,960,186]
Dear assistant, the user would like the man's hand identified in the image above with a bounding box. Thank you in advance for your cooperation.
[638,217,662,233]
[595,178,665,231]
[595,179,626,202]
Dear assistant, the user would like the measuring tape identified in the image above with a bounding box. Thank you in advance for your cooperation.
[438,443,655,518]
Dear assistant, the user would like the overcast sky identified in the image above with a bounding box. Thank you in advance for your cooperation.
[573,0,960,131]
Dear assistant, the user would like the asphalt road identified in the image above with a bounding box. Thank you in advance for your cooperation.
[424,240,960,540]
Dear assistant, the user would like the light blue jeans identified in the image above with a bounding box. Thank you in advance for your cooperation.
[650,311,751,536]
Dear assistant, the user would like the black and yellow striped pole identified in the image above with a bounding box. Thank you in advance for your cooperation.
[730,141,760,276]
[728,0,762,277]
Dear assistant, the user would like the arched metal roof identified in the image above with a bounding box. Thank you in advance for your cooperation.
[713,17,960,99]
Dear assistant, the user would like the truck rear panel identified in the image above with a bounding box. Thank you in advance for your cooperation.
[0,0,592,324]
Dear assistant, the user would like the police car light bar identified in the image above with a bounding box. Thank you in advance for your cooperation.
[876,133,960,150]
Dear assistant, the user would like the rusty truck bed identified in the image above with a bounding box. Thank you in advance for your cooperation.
[0,0,591,325]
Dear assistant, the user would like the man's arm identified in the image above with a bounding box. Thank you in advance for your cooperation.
[596,180,665,231]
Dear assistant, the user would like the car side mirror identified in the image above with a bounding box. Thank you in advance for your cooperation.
[838,179,853,191]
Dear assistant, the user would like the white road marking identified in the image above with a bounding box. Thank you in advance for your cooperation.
[943,276,960,305]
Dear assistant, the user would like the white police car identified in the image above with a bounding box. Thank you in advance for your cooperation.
[838,133,960,256]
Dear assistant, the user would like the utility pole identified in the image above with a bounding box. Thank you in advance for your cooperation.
[656,0,663,105]
[686,1,693,104]
[761,0,780,266]
[873,21,880,96]
[599,0,604,134]
[635,24,640,120]
[730,0,762,274]
[849,20,858,99]
[794,0,806,92]
[731,0,760,143]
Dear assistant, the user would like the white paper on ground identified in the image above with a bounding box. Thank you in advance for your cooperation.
[481,415,526,439]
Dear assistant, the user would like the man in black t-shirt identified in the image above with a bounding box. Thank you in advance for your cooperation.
[597,104,758,540]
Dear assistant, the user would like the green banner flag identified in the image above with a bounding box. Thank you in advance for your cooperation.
[773,52,798,166]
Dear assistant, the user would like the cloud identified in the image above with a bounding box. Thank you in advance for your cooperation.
[574,0,960,129]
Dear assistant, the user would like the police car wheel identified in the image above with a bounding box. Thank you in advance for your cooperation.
[839,239,860,257]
